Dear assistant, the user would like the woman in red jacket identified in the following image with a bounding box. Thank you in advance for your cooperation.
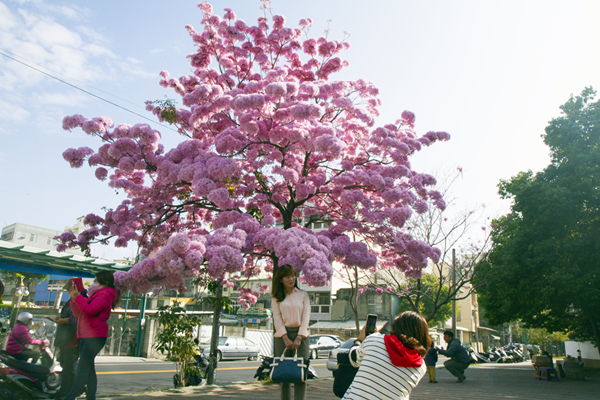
[62,271,119,400]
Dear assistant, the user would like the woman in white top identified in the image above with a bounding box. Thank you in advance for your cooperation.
[342,311,430,400]
[272,264,311,400]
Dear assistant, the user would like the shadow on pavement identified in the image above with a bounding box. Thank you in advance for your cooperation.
[102,362,600,400]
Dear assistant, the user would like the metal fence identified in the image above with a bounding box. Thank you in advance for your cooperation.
[246,329,273,357]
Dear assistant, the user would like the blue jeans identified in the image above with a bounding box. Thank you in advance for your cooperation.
[63,337,106,400]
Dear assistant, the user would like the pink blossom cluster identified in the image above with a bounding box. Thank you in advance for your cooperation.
[237,287,259,310]
[58,3,449,301]
[114,232,207,295]
[254,227,334,286]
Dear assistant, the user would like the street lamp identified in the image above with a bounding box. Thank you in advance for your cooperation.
[13,279,30,327]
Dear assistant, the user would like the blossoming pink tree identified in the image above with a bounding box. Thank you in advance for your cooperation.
[58,2,449,312]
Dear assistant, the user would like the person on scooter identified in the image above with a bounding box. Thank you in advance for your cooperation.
[6,312,47,363]
[63,272,119,400]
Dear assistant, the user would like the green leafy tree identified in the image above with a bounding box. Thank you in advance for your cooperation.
[529,328,569,347]
[152,302,202,387]
[0,271,48,292]
[475,87,600,356]
[395,274,453,325]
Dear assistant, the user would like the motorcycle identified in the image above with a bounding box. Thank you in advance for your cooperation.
[173,351,210,388]
[0,343,62,400]
[466,347,492,364]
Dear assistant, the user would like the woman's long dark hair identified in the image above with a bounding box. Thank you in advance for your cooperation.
[390,311,431,357]
[95,270,120,308]
[272,265,299,303]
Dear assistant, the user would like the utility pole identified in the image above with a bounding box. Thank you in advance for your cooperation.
[134,294,147,357]
[451,248,457,339]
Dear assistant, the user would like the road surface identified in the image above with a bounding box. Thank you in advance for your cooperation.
[96,358,331,396]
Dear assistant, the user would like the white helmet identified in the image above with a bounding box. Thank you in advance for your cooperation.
[17,312,33,325]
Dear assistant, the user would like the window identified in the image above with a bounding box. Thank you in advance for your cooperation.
[236,338,246,346]
[309,292,331,314]
[1,231,13,241]
[30,234,37,243]
[244,339,255,346]
[367,294,383,314]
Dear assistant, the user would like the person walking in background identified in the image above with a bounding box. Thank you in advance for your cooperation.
[272,265,311,400]
[425,339,438,383]
[342,311,430,400]
[6,312,47,363]
[63,271,119,400]
[438,330,471,382]
[50,281,80,400]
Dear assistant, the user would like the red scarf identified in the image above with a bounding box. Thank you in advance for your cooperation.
[384,334,423,368]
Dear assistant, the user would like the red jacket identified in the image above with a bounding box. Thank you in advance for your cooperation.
[71,287,118,338]
[6,323,44,354]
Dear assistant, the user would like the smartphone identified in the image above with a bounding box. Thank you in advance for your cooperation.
[365,314,377,336]
[70,278,84,292]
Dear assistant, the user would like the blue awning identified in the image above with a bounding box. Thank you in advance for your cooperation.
[0,258,94,278]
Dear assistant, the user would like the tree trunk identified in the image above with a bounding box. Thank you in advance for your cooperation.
[353,267,360,335]
[591,316,600,358]
[206,284,223,385]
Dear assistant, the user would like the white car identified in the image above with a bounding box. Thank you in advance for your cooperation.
[326,338,357,376]
[308,334,343,359]
[199,336,260,361]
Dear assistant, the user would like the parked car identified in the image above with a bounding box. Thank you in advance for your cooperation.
[199,336,260,361]
[327,338,357,376]
[308,335,342,359]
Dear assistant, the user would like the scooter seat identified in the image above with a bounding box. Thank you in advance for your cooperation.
[4,356,50,380]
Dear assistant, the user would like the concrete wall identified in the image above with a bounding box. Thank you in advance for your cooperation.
[565,340,600,369]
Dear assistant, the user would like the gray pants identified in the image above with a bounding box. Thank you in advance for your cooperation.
[444,359,469,380]
[273,327,309,400]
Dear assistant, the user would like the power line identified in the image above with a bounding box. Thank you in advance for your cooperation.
[0,50,178,133]
[0,47,147,110]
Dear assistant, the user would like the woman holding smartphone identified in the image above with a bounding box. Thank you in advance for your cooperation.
[272,265,311,400]
[342,311,430,400]
[63,271,119,400]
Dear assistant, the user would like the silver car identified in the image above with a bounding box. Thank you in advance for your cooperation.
[326,338,357,376]
[308,334,343,359]
[199,336,260,361]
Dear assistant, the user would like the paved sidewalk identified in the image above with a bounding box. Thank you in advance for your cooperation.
[102,362,600,400]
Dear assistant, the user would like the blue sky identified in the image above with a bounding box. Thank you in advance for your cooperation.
[1,0,599,260]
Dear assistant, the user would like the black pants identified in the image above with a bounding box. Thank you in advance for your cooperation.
[13,349,40,364]
[444,359,469,380]
[64,337,106,400]
[57,346,80,397]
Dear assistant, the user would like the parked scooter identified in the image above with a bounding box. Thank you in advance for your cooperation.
[466,347,492,364]
[504,345,524,362]
[0,343,62,400]
[479,348,502,363]
[173,351,210,388]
